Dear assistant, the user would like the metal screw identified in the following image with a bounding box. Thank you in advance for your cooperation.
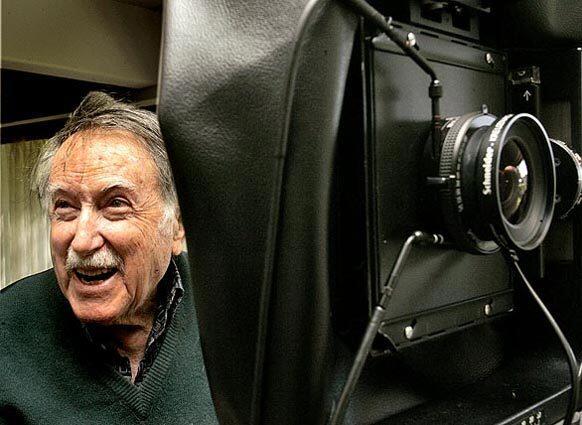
[484,304,492,316]
[404,325,414,340]
[406,32,417,47]
[485,53,494,65]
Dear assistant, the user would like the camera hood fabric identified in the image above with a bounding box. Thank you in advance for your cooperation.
[158,1,356,423]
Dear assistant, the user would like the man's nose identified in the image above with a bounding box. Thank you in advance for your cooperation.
[70,208,104,255]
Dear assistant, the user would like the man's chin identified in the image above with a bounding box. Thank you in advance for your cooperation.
[66,294,129,325]
[72,304,127,325]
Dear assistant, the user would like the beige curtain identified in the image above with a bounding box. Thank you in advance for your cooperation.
[1,140,52,290]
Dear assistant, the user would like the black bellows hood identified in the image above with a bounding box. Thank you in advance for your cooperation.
[158,1,357,423]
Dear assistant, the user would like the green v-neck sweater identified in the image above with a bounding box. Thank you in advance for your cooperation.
[0,254,218,425]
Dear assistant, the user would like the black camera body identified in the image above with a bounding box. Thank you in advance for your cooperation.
[363,23,514,342]
[336,10,514,344]
[333,1,582,423]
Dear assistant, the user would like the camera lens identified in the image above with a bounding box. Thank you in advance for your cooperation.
[434,112,555,253]
[498,138,528,224]
[550,139,582,218]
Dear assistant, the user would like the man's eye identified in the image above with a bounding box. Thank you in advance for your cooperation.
[54,200,73,210]
[52,199,77,220]
[108,198,130,208]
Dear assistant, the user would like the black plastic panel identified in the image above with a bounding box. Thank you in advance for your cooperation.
[367,24,511,329]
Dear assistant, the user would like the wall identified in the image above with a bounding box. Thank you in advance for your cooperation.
[0,140,52,289]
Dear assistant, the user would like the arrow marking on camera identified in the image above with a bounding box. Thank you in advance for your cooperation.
[523,90,532,101]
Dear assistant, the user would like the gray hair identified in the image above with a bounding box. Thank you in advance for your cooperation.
[32,91,180,226]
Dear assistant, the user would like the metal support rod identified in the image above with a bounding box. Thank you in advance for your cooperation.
[329,231,444,425]
[341,0,435,79]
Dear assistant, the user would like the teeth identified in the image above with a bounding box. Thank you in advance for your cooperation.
[74,268,117,285]
[76,268,113,276]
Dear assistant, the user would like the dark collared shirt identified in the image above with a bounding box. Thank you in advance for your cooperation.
[82,257,184,385]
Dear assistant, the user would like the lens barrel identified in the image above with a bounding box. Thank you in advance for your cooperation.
[435,112,555,253]
[550,139,582,219]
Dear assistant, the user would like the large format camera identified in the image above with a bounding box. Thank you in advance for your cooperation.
[159,1,582,424]
[331,1,582,423]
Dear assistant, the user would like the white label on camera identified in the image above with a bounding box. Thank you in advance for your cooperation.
[489,114,512,142]
[482,145,495,195]
[482,115,512,195]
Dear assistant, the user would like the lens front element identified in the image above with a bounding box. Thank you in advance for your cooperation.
[499,138,529,224]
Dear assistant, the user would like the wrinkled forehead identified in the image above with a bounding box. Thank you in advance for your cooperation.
[48,129,158,193]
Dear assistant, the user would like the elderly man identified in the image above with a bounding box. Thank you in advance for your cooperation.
[0,92,217,424]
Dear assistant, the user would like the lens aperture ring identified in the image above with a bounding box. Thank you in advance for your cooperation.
[438,112,498,253]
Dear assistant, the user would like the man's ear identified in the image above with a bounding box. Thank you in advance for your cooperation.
[172,218,186,255]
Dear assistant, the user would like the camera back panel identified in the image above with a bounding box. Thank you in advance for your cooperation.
[365,23,513,346]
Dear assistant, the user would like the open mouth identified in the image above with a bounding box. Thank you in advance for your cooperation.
[74,268,117,284]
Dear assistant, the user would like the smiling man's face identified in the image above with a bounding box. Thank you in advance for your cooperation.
[48,130,183,325]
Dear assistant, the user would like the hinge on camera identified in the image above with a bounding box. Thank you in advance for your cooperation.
[509,66,541,117]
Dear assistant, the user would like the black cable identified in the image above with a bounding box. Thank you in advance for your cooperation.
[507,250,580,424]
[329,231,444,425]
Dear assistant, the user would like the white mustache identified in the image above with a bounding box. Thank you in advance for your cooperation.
[65,247,124,273]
